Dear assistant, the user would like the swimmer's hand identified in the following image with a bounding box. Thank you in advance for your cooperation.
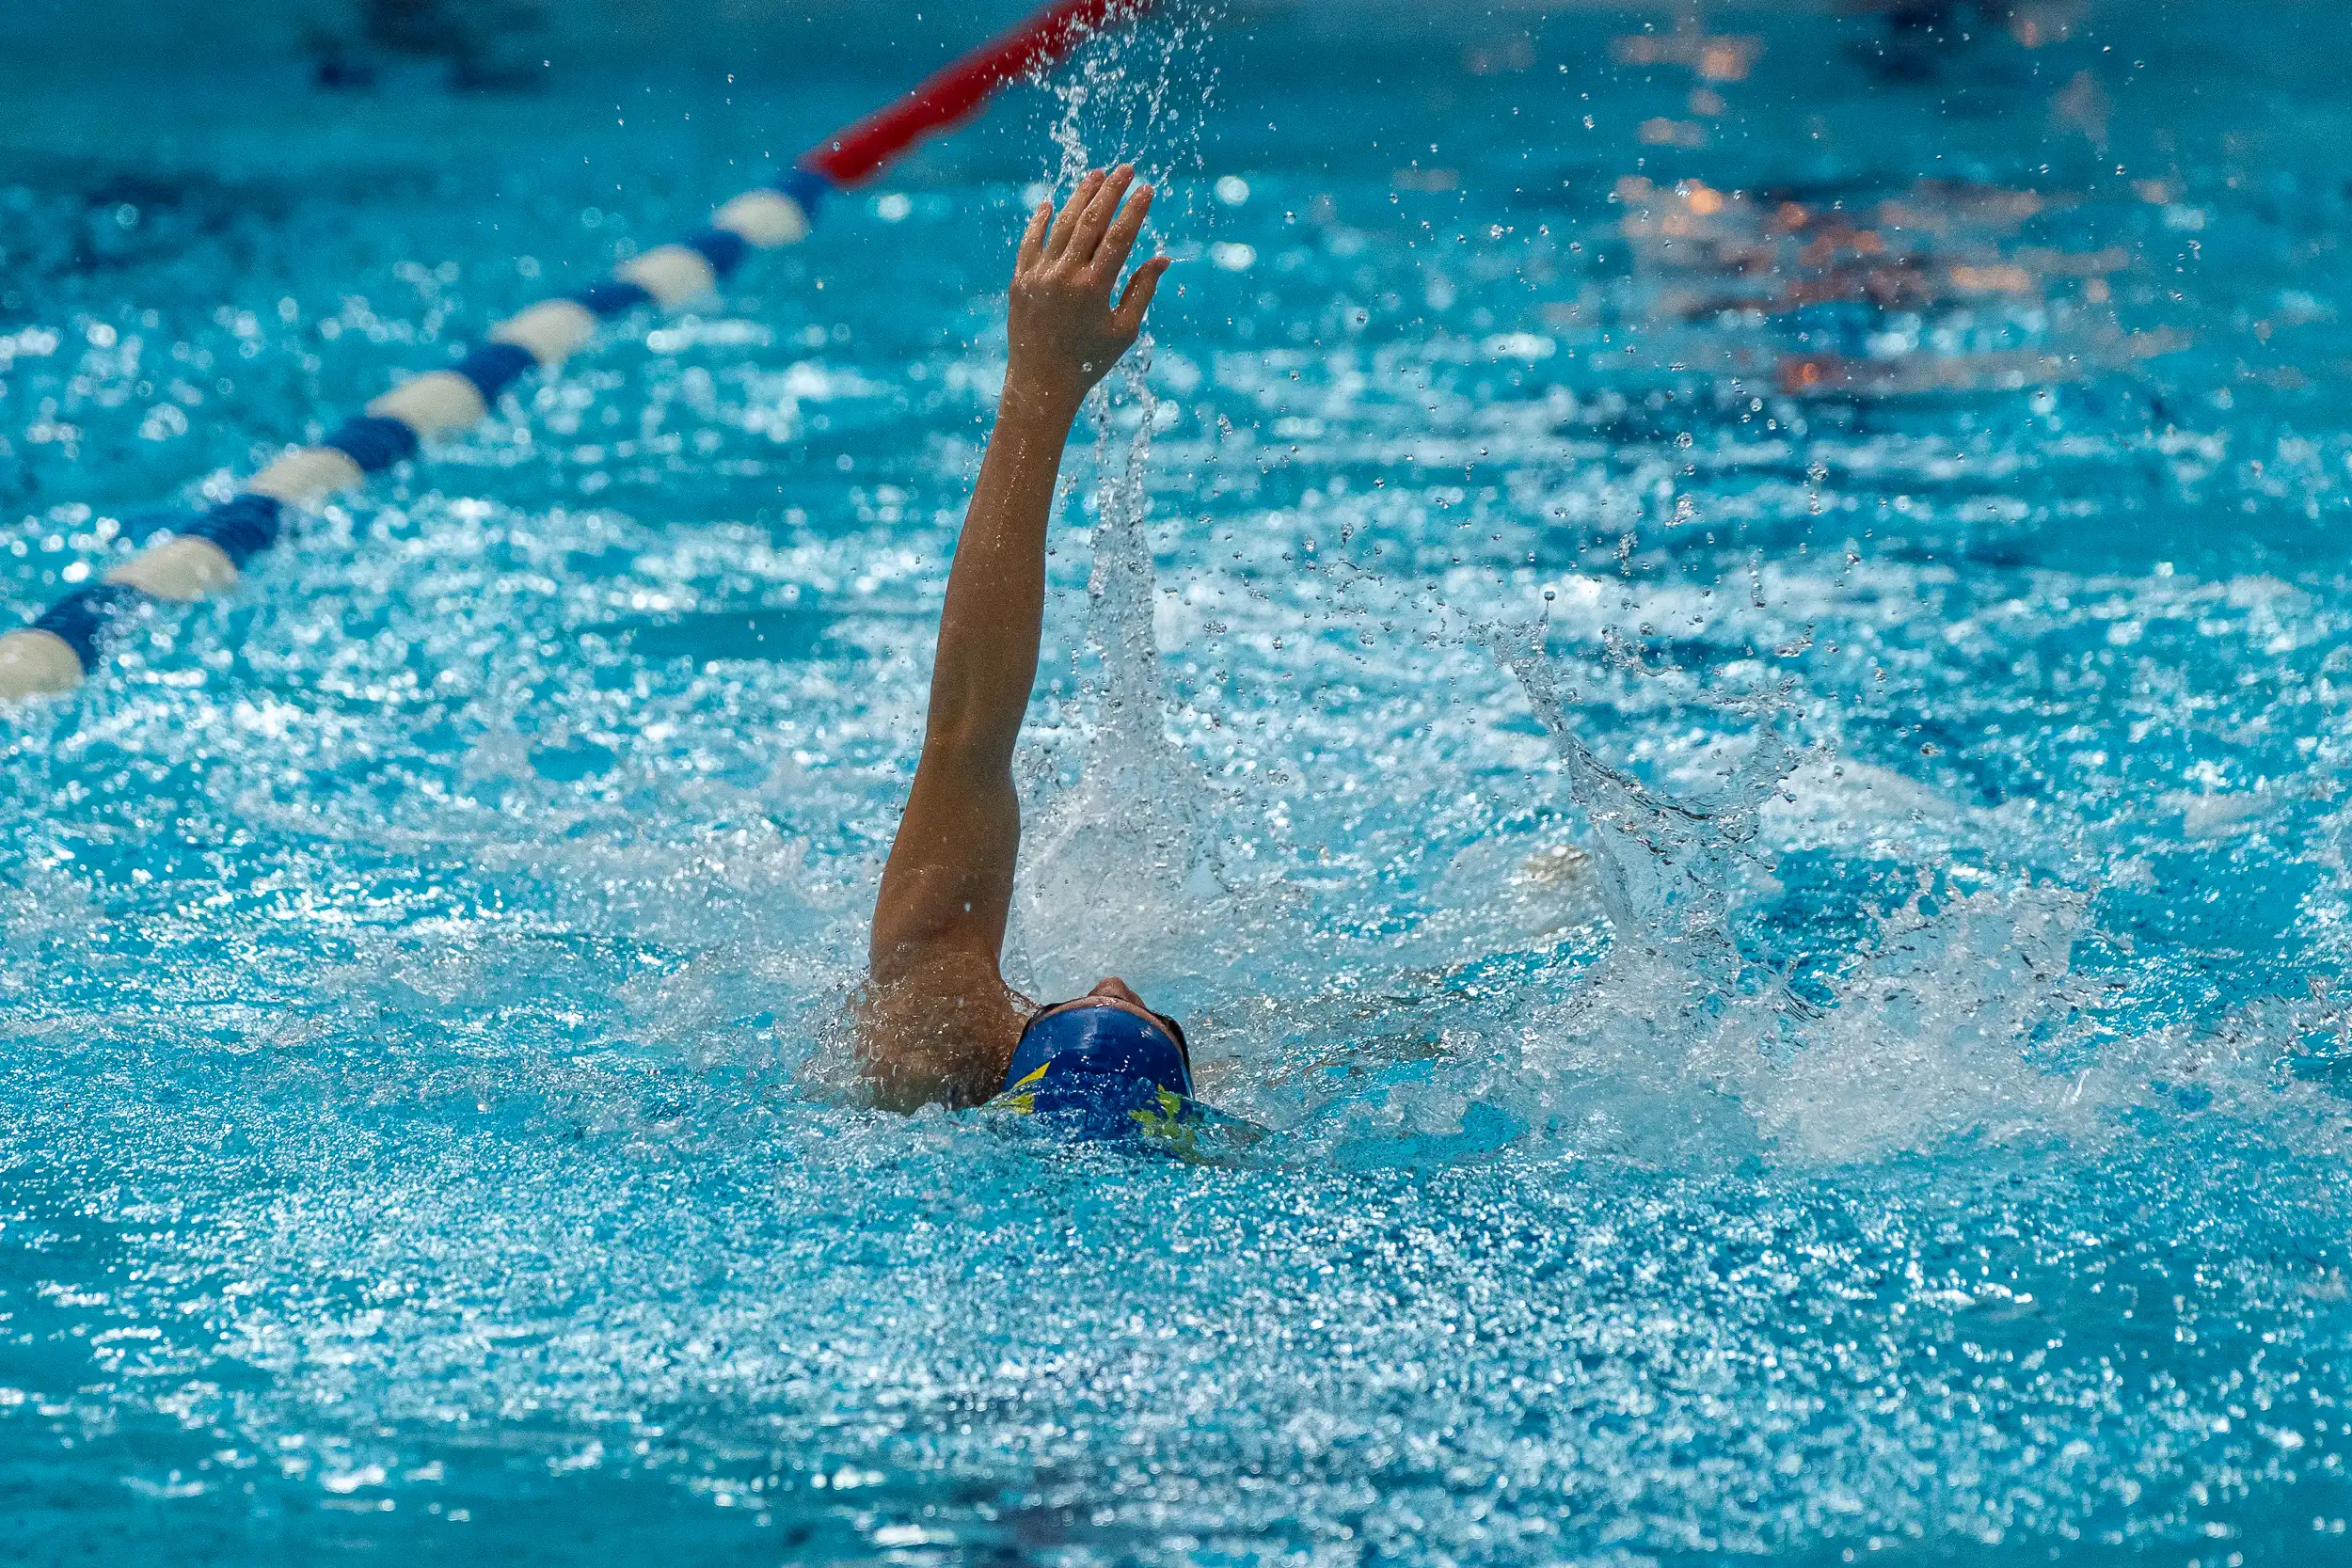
[1006,165,1171,416]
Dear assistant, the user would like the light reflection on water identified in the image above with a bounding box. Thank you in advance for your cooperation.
[7,2,2352,1560]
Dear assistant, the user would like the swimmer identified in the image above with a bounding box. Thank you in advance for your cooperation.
[854,164,1185,1121]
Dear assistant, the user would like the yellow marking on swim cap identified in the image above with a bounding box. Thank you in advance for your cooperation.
[986,1063,1052,1116]
[1131,1088,1206,1160]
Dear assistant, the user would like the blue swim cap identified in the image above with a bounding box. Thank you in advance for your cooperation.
[991,1002,1195,1141]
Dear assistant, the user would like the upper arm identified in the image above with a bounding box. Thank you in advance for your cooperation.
[869,732,1024,987]
[863,743,1028,1110]
[854,944,1026,1111]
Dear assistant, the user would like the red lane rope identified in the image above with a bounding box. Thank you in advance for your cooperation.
[803,0,1158,185]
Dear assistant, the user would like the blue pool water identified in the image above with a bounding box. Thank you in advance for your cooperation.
[8,1,2352,1560]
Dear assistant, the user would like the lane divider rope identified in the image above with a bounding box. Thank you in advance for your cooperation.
[0,0,1154,706]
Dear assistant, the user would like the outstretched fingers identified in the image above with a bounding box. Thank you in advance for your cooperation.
[1016,199,1053,270]
[1043,169,1105,261]
[1112,255,1173,338]
[1092,181,1155,281]
[1067,165,1136,268]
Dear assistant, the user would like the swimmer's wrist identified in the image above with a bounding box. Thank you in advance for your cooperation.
[1000,361,1089,424]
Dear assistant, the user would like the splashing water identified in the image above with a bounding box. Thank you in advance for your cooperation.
[1010,21,1236,1010]
[1012,349,1230,1005]
[1042,1,1223,208]
[1466,625,2110,1169]
[1470,618,2351,1176]
[1402,619,1805,1169]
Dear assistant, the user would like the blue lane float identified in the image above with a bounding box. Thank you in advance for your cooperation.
[0,2,1155,707]
[0,171,834,704]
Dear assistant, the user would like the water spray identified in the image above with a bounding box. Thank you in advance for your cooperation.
[0,0,1162,708]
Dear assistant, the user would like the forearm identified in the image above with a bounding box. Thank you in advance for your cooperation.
[923,377,1082,764]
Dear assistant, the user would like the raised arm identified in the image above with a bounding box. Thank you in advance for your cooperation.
[862,166,1168,1102]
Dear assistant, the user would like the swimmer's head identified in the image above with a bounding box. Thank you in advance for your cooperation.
[1000,977,1191,1109]
[1029,978,1187,1067]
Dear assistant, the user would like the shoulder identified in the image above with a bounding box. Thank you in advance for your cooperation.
[853,948,1031,1112]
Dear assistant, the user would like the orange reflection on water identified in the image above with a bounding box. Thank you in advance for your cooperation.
[1612,26,1761,83]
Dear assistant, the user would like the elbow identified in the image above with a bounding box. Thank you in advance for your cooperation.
[920,708,1018,777]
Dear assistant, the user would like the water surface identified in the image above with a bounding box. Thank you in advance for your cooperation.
[7,2,2352,1561]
